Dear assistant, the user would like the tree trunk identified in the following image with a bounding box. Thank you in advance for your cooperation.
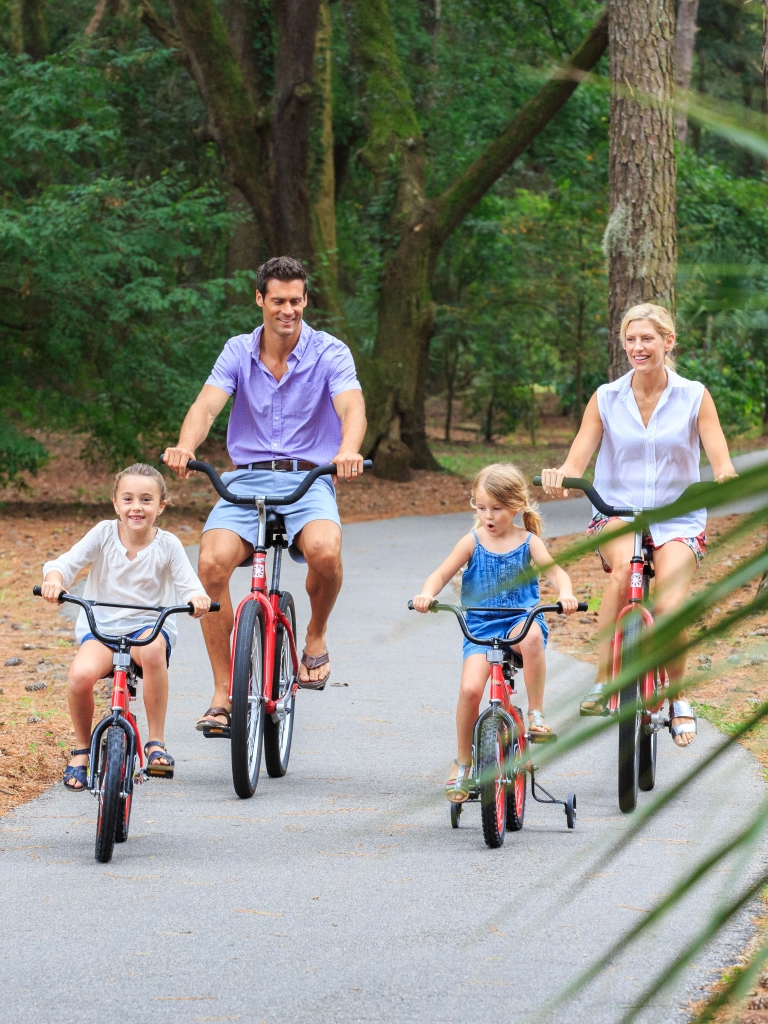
[273,0,322,263]
[674,0,699,144]
[343,0,608,468]
[605,0,677,381]
[9,0,49,57]
[308,0,348,332]
[574,294,585,421]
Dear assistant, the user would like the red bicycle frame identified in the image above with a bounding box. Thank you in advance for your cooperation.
[607,522,667,721]
[229,501,299,716]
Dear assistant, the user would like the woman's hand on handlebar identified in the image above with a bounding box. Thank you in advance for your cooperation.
[41,572,65,604]
[412,593,436,613]
[188,593,212,619]
[540,467,570,498]
[163,446,196,479]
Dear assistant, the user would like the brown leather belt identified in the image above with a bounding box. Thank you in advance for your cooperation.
[236,459,318,472]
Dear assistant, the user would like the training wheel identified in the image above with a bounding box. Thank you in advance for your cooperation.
[565,793,577,829]
[450,802,462,828]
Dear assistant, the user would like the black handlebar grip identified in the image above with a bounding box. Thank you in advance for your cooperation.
[210,602,221,612]
[363,459,373,470]
[577,602,589,612]
[533,475,542,486]
[407,600,414,610]
[32,585,42,596]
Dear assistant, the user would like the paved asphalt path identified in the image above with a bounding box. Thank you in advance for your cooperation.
[1,508,766,1024]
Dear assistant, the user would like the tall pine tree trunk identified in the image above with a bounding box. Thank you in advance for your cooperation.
[605,0,677,380]
[674,0,699,143]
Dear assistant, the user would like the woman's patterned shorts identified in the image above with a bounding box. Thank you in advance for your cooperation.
[586,513,707,573]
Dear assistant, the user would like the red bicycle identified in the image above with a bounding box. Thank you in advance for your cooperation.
[408,599,586,848]
[32,587,219,862]
[533,474,703,813]
[180,458,371,799]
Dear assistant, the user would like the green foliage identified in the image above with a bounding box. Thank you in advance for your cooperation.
[0,420,47,487]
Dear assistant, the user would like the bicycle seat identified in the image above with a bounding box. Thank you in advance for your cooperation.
[503,648,524,670]
[265,510,287,549]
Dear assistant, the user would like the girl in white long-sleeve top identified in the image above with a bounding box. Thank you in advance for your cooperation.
[41,463,211,789]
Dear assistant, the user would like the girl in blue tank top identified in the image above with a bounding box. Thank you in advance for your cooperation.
[412,463,579,804]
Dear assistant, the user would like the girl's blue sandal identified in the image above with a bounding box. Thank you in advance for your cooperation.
[63,748,89,791]
[144,741,175,780]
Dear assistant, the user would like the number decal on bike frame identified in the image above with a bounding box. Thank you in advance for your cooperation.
[630,572,643,590]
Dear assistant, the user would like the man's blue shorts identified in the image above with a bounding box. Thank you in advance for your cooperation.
[202,469,341,563]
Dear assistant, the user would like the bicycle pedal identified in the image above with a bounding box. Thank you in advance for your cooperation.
[145,767,175,780]
[528,731,557,744]
[202,724,231,739]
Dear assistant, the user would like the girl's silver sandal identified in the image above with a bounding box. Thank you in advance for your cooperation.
[445,760,471,804]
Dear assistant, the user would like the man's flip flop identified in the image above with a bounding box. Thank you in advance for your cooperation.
[298,651,330,691]
[197,706,232,738]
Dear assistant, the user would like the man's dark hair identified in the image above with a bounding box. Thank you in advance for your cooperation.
[256,256,308,297]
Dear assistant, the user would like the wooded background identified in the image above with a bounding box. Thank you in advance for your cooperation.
[2,0,768,482]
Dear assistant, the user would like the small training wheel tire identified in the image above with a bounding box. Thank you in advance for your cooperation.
[450,802,462,828]
[566,793,576,829]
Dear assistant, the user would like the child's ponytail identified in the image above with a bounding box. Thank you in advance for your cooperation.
[471,463,542,536]
[522,504,542,537]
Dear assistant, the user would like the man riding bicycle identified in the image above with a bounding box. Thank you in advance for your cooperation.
[164,256,366,731]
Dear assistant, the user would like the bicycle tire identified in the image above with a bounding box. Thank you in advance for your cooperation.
[264,593,296,778]
[95,726,125,863]
[638,724,657,792]
[450,802,462,828]
[478,714,507,848]
[505,716,526,832]
[618,616,643,814]
[231,599,265,799]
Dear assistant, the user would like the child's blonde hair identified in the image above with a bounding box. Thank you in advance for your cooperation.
[112,463,169,503]
[620,303,676,370]
[471,463,542,536]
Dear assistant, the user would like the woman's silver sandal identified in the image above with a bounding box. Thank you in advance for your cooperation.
[580,682,607,717]
[669,700,697,746]
[445,760,471,804]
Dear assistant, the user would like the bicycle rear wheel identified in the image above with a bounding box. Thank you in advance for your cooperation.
[231,599,265,799]
[264,593,296,778]
[478,714,507,848]
[618,617,642,814]
[95,726,125,863]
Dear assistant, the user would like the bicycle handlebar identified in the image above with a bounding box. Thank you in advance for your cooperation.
[407,600,589,648]
[32,587,220,648]
[161,455,374,506]
[532,475,635,516]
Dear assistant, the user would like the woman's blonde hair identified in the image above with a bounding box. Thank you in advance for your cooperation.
[620,303,676,370]
[471,463,542,536]
[112,463,169,503]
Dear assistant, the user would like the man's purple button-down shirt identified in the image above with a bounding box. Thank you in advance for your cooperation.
[206,321,361,467]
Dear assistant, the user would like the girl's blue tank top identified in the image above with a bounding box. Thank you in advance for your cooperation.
[460,531,540,610]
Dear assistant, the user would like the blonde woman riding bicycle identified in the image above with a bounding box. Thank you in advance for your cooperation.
[541,304,736,748]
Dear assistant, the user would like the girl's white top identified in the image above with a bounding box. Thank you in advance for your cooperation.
[43,521,204,648]
[593,369,706,545]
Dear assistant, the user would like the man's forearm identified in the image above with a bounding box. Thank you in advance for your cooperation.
[177,401,217,453]
[339,400,367,454]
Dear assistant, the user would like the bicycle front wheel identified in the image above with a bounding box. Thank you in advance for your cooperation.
[231,599,265,799]
[95,726,125,863]
[478,714,507,848]
[618,616,643,814]
[505,722,526,832]
[264,592,296,778]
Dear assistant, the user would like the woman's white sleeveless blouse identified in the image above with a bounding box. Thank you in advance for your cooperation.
[593,369,706,545]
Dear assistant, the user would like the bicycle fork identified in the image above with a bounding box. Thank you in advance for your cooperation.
[88,647,143,797]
